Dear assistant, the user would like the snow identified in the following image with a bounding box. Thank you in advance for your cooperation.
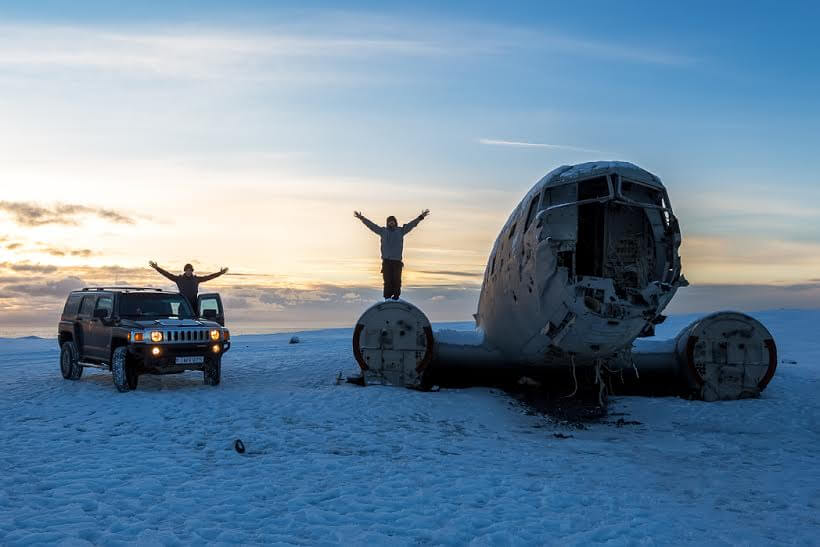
[431,322,483,345]
[1,310,819,544]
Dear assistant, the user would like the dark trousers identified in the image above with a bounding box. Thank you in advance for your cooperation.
[381,259,403,299]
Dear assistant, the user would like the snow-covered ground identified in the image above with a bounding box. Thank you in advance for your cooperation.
[1,310,818,545]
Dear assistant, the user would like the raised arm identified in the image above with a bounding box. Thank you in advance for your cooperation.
[198,267,229,283]
[402,209,430,234]
[149,261,178,282]
[354,211,383,235]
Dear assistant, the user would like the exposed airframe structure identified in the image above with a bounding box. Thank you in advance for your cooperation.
[351,162,777,402]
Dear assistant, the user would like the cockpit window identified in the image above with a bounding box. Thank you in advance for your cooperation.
[577,176,610,200]
[621,180,663,206]
[543,183,577,208]
[524,195,539,232]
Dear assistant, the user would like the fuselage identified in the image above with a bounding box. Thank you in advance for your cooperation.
[476,161,686,366]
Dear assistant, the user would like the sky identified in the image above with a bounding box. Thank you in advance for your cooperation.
[1,1,819,336]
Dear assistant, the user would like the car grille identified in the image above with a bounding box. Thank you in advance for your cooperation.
[162,329,210,343]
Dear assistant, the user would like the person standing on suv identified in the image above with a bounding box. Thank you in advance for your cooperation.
[149,261,229,312]
[354,209,430,300]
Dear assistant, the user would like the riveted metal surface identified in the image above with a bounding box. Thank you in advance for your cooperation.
[352,301,433,387]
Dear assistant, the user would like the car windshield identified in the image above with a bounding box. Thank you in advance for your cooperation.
[118,293,195,319]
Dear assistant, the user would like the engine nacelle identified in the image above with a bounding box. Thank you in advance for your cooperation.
[352,300,434,387]
[630,311,777,401]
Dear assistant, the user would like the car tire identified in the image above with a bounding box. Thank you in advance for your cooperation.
[112,347,138,392]
[60,341,83,380]
[204,356,221,386]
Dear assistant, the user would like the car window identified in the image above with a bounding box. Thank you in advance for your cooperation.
[79,296,96,316]
[63,294,82,316]
[199,297,220,316]
[119,293,195,319]
[95,296,114,317]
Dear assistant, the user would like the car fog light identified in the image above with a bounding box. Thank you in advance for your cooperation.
[150,330,163,343]
[209,329,220,341]
[151,347,161,356]
[212,344,221,353]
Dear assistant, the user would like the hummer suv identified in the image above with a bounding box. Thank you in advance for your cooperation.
[58,287,231,392]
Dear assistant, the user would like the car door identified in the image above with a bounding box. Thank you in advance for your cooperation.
[76,295,97,359]
[197,293,225,326]
[89,295,114,361]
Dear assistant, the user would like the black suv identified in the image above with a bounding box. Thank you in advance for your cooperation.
[58,287,231,392]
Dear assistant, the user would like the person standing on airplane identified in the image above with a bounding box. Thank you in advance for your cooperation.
[354,209,430,300]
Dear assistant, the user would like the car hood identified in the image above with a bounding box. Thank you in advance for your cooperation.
[122,318,222,329]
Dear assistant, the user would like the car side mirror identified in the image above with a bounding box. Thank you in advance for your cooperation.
[202,309,218,320]
[93,308,110,320]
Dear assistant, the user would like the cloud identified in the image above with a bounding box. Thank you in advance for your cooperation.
[478,139,605,154]
[0,201,135,227]
[223,296,252,309]
[780,282,820,292]
[666,282,820,315]
[0,22,446,83]
[535,32,695,66]
[417,269,483,279]
[0,242,95,257]
[0,16,694,87]
[0,264,483,333]
[0,262,58,274]
[258,287,335,306]
[679,235,820,284]
[2,276,86,297]
[40,247,95,258]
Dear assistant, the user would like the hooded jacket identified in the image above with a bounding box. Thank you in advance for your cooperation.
[358,215,423,261]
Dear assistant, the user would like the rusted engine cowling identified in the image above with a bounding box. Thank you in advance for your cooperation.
[352,300,435,387]
[675,311,777,401]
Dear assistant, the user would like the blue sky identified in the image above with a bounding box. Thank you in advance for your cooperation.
[0,1,818,334]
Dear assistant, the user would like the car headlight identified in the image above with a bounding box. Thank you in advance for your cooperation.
[150,330,163,343]
[210,329,221,341]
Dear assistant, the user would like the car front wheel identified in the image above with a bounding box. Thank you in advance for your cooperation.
[204,356,221,386]
[112,347,138,392]
[60,341,83,380]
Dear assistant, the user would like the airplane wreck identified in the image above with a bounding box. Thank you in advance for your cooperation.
[350,162,777,402]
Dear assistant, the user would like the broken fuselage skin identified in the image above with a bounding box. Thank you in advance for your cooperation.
[476,161,687,368]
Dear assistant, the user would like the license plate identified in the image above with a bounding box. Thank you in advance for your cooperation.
[176,356,204,365]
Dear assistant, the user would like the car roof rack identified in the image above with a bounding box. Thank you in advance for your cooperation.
[80,287,167,292]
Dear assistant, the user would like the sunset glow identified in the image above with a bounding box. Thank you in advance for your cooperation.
[1,2,818,336]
